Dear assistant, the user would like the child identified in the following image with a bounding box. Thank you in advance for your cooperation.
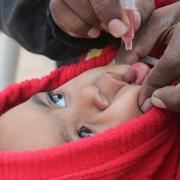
[0,61,150,151]
[0,45,179,179]
[0,25,175,151]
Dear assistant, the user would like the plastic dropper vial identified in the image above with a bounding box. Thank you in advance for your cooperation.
[120,0,136,50]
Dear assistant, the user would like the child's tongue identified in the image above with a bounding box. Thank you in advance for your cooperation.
[122,62,150,85]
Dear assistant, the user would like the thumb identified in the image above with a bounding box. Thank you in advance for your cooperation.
[139,22,180,112]
[151,85,180,112]
[116,14,158,64]
[116,7,170,64]
[102,9,140,39]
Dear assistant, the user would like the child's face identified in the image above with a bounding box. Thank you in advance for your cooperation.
[0,63,150,151]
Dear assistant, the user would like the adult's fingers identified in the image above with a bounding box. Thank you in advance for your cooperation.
[135,0,155,25]
[50,0,130,38]
[50,0,99,38]
[116,2,180,64]
[139,22,180,112]
[89,0,130,38]
[151,84,180,112]
[64,0,100,27]
[50,0,142,38]
[64,0,102,37]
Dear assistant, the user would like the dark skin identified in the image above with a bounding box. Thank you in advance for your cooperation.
[49,0,155,38]
[116,2,180,112]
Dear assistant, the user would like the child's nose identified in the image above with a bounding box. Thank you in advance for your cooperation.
[77,85,109,111]
[94,72,127,102]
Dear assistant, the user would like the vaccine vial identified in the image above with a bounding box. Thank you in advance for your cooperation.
[120,0,136,50]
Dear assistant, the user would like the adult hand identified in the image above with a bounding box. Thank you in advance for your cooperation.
[49,0,154,39]
[116,2,180,112]
[140,22,180,113]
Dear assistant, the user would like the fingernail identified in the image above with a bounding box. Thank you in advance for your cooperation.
[108,19,128,38]
[87,27,101,38]
[134,10,141,31]
[141,98,153,112]
[67,32,78,37]
[151,96,167,109]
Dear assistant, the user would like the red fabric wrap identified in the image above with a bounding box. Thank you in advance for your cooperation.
[0,0,179,178]
[0,44,179,179]
[0,45,117,115]
[155,0,178,8]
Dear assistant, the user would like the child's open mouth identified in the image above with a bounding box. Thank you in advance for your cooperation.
[122,62,150,85]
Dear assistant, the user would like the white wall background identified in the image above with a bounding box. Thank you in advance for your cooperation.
[0,34,55,89]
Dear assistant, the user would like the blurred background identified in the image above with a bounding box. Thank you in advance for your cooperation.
[0,33,55,90]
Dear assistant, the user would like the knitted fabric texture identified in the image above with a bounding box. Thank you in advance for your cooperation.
[0,43,179,179]
[0,0,179,177]
[155,0,178,8]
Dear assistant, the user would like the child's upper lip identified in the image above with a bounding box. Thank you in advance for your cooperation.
[97,63,150,103]
[106,62,150,86]
[105,72,128,86]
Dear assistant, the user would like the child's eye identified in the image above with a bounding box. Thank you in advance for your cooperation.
[77,127,94,138]
[48,92,66,107]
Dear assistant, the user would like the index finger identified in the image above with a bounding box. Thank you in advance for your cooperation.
[89,0,130,37]
[90,0,129,24]
[139,23,180,108]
